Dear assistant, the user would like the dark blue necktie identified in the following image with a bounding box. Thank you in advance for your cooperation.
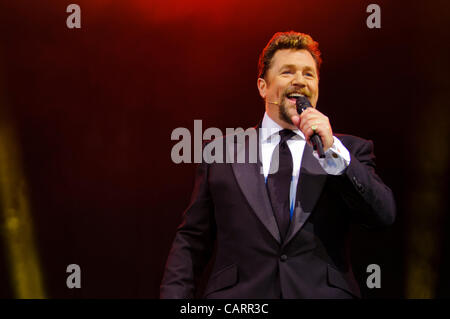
[266,129,296,242]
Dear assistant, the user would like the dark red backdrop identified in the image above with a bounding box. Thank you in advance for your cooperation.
[0,0,449,298]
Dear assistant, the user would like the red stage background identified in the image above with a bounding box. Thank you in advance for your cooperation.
[0,0,449,298]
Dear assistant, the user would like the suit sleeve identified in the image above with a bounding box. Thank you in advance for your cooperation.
[330,137,396,228]
[160,161,216,298]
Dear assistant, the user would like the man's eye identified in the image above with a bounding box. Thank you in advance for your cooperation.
[282,70,293,74]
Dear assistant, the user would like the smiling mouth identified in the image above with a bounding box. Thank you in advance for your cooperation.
[285,93,306,104]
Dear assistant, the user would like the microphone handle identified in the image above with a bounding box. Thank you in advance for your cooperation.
[311,133,326,158]
[295,96,326,158]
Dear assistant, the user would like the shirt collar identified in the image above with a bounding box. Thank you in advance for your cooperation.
[260,112,305,142]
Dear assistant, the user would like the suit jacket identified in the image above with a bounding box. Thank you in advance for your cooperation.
[160,126,396,299]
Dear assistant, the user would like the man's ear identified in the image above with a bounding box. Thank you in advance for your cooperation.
[257,77,267,99]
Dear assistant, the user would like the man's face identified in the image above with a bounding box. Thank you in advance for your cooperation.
[258,49,319,125]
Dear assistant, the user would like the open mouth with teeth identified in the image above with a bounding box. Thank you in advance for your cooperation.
[285,93,305,104]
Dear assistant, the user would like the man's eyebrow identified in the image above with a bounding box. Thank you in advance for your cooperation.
[279,64,296,69]
[279,64,316,72]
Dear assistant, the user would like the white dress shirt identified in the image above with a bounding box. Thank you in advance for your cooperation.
[260,112,351,218]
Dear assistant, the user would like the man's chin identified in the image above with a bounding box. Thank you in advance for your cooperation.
[280,118,292,126]
[279,108,295,126]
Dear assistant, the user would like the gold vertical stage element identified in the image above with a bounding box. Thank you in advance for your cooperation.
[0,61,46,298]
[404,2,450,299]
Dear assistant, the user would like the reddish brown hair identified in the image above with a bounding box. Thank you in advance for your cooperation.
[258,31,322,80]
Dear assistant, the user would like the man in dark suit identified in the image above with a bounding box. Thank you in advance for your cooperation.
[160,31,396,299]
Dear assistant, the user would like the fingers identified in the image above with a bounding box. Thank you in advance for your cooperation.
[305,122,325,145]
[299,110,322,133]
[299,109,324,138]
[297,108,333,150]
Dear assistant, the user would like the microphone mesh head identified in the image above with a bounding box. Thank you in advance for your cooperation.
[295,95,312,114]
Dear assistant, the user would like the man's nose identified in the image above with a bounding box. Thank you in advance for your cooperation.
[291,72,307,87]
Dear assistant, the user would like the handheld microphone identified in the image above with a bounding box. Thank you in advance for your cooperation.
[295,96,326,158]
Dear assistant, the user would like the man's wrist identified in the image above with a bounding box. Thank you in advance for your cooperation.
[313,136,351,175]
[327,136,350,162]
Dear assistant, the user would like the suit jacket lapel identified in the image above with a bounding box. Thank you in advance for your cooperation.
[283,144,328,246]
[229,126,282,244]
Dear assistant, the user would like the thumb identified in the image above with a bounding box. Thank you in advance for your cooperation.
[291,115,300,128]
